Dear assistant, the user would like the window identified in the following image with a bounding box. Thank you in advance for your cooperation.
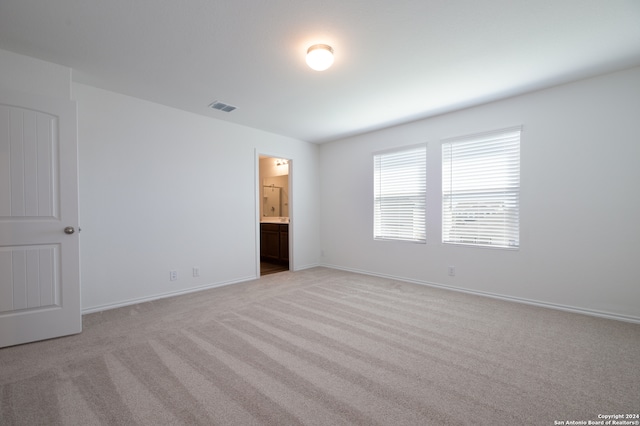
[442,127,521,248]
[374,144,426,243]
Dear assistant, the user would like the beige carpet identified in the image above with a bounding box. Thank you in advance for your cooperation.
[1,267,639,425]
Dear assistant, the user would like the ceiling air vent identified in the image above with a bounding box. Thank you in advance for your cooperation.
[208,100,237,113]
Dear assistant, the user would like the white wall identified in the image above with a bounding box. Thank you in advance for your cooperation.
[73,83,320,312]
[0,48,321,314]
[3,47,638,321]
[0,49,71,99]
[319,66,640,321]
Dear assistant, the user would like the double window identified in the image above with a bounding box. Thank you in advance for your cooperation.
[373,127,521,249]
[373,145,427,243]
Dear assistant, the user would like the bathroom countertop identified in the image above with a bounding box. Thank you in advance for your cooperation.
[261,217,289,223]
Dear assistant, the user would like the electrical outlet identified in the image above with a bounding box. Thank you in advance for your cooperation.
[448,266,455,277]
[169,270,178,281]
[192,267,199,277]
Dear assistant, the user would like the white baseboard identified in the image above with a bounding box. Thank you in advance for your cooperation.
[292,262,321,272]
[321,264,640,324]
[81,275,257,315]
[83,263,322,315]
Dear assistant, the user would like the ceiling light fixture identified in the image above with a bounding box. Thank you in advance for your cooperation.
[306,44,334,71]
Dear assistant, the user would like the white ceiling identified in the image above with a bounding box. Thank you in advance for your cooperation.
[1,0,639,143]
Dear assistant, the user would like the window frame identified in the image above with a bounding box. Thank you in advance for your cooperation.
[441,127,521,249]
[373,143,427,243]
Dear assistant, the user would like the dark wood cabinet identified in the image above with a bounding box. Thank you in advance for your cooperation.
[280,226,288,261]
[261,223,289,266]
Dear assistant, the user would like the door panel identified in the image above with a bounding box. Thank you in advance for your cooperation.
[0,245,58,313]
[0,90,80,348]
[1,106,57,218]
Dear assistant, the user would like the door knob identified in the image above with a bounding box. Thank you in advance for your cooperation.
[64,226,75,235]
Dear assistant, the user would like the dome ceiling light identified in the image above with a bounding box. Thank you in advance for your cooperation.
[306,44,334,71]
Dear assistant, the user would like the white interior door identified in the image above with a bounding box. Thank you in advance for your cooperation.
[0,90,81,348]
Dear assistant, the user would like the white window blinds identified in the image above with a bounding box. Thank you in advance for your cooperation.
[442,127,521,248]
[374,145,426,243]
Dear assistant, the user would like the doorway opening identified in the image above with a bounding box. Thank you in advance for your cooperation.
[258,154,291,276]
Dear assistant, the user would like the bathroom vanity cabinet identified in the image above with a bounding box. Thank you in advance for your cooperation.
[260,223,289,265]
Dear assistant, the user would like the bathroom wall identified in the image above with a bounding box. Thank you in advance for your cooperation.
[259,157,290,218]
